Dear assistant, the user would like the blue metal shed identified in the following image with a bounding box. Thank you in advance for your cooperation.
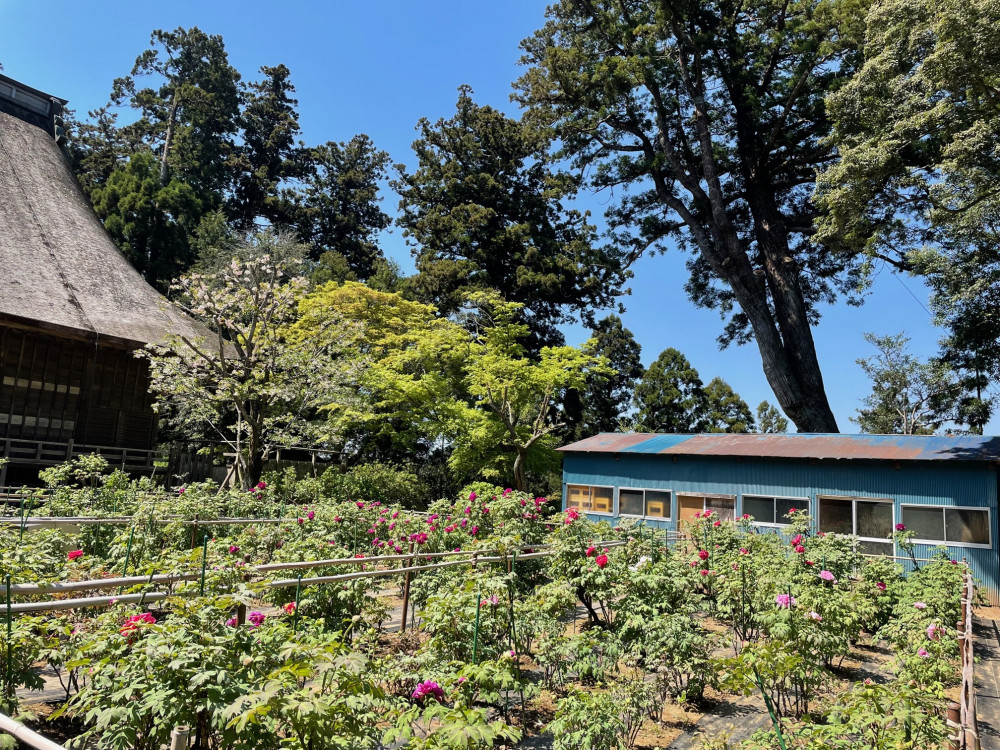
[559,433,1000,602]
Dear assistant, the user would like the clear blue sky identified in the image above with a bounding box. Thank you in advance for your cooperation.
[3,0,981,432]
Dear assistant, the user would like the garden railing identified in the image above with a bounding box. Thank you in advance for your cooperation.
[950,565,979,750]
[0,709,66,749]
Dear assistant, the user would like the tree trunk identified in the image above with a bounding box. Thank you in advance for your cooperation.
[512,446,529,492]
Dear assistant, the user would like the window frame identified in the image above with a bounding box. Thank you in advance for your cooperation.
[616,486,673,521]
[740,494,810,528]
[817,495,896,550]
[677,492,737,522]
[564,483,617,516]
[899,504,992,549]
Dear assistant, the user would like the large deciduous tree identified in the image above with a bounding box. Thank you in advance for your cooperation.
[394,86,630,352]
[515,0,870,431]
[452,294,607,491]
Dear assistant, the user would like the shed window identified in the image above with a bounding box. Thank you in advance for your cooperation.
[743,496,809,526]
[900,506,990,547]
[818,496,894,555]
[678,494,735,523]
[566,485,613,514]
[618,488,672,519]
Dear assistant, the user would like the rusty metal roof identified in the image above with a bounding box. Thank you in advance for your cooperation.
[557,433,1000,463]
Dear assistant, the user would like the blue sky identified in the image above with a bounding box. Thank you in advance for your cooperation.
[2,0,977,432]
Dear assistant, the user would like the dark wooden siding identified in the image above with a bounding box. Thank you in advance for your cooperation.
[0,326,156,450]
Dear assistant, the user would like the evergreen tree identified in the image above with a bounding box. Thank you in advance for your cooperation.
[702,378,755,434]
[565,315,644,438]
[633,348,708,433]
[755,401,789,434]
[395,86,630,352]
[229,64,304,231]
[515,0,868,430]
[293,135,392,280]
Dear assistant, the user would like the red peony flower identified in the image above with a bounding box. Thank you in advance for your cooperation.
[698,549,710,560]
[595,554,609,568]
[794,544,806,553]
[67,549,83,561]
[586,545,596,557]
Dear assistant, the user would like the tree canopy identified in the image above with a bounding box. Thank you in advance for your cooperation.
[515,0,873,432]
[394,86,630,352]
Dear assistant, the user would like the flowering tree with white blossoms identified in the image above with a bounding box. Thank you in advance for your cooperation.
[141,234,364,487]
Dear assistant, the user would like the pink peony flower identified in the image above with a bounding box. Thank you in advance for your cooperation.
[808,611,822,621]
[229,545,240,554]
[794,544,806,554]
[248,611,266,628]
[178,487,185,495]
[700,569,710,576]
[482,594,499,607]
[927,623,943,641]
[818,570,835,582]
[469,491,477,501]
[586,545,596,557]
[412,680,445,703]
[356,501,365,508]
[120,612,156,637]
[226,616,238,627]
[917,648,930,658]
[307,510,315,521]
[914,602,927,610]
[713,520,721,527]
[775,593,797,608]
[790,534,803,546]
[67,549,83,561]
[698,549,710,560]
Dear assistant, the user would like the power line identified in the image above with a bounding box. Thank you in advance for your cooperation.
[891,272,932,317]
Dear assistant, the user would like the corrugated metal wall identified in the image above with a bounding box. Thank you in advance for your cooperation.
[563,453,1000,602]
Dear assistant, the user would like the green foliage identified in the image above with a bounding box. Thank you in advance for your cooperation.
[634,349,754,433]
[853,333,962,434]
[516,0,865,432]
[394,85,630,352]
[548,688,625,750]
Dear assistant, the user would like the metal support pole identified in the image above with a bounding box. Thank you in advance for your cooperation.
[472,589,482,665]
[5,575,12,705]
[169,725,190,750]
[122,525,136,576]
[400,542,414,632]
[292,574,302,631]
[199,533,209,596]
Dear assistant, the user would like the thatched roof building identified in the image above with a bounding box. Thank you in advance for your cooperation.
[0,74,211,484]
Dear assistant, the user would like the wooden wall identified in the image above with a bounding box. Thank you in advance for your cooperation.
[0,326,156,450]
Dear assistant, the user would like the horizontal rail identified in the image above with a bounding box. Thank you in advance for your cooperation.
[0,710,67,749]
[4,542,629,614]
[6,544,565,595]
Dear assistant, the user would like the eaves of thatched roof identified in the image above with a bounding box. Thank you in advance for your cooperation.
[0,104,214,350]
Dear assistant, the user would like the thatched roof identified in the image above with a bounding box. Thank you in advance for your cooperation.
[0,94,212,349]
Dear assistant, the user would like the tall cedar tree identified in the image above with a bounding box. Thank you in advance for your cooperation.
[95,27,242,289]
[394,86,630,352]
[564,314,645,438]
[515,0,871,431]
[293,135,392,280]
[633,348,754,432]
[229,64,305,231]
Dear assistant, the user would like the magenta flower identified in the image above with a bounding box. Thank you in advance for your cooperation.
[225,616,238,627]
[698,549,710,560]
[248,611,266,628]
[412,680,445,703]
[895,523,906,531]
[917,648,930,658]
[595,554,609,568]
[229,545,240,554]
[818,570,836,582]
[794,544,806,554]
[307,510,315,521]
[469,491,477,501]
[355,501,365,508]
[739,547,749,555]
[775,594,797,608]
[67,549,84,561]
[586,545,596,557]
[482,594,499,607]
[178,487,186,495]
[875,581,887,591]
